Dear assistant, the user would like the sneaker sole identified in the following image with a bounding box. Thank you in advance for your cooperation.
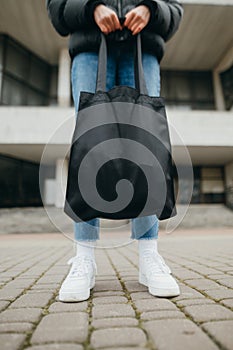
[59,279,95,303]
[139,274,180,298]
[59,290,90,302]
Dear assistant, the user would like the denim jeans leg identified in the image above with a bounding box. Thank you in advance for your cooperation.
[71,53,99,241]
[71,51,116,241]
[117,49,161,240]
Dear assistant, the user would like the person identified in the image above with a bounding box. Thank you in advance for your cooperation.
[46,0,183,302]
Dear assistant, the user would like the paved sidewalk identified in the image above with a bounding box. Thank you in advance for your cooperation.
[0,229,233,350]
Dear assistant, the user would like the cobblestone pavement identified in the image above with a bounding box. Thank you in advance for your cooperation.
[0,230,233,350]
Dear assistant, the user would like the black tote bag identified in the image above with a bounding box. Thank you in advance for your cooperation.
[64,33,177,222]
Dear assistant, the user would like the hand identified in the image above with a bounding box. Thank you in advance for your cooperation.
[123,5,150,35]
[94,4,122,34]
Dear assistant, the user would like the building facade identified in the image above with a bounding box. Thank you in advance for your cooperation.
[0,0,232,211]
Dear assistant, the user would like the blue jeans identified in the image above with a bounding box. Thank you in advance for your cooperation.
[71,43,160,241]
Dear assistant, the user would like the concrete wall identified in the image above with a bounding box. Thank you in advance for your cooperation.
[0,107,233,165]
[0,107,232,145]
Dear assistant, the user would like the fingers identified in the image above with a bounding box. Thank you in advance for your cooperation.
[112,13,122,31]
[124,13,144,35]
[95,5,149,35]
[124,12,143,33]
[94,5,122,34]
[124,6,150,35]
[124,12,136,29]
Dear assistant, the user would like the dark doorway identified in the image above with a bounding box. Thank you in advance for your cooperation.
[0,154,42,207]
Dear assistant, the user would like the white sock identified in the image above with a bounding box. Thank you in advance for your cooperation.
[138,239,158,257]
[75,240,96,259]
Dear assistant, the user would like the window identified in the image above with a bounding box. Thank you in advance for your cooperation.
[0,154,42,207]
[0,34,57,106]
[173,166,225,204]
[201,167,225,203]
[161,70,215,110]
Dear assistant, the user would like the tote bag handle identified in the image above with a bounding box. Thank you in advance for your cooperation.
[96,33,148,95]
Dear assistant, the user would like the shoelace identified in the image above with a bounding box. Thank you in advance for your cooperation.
[67,255,97,277]
[142,252,171,276]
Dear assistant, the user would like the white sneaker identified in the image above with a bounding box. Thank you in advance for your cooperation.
[59,255,97,302]
[139,251,180,297]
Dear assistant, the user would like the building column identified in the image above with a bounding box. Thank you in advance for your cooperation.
[225,162,233,210]
[57,48,71,107]
[213,45,233,111]
[213,70,225,111]
[55,158,68,208]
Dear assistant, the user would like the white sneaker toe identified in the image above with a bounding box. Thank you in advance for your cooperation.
[59,255,97,302]
[139,252,180,298]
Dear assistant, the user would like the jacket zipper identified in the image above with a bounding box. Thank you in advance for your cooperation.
[117,0,123,18]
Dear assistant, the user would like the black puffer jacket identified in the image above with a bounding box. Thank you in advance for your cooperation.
[46,0,183,62]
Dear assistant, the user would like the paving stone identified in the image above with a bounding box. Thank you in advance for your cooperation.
[172,285,205,301]
[15,276,39,280]
[130,292,156,300]
[31,312,88,344]
[0,277,12,284]
[9,292,54,308]
[185,279,220,291]
[202,320,233,350]
[0,300,10,311]
[204,287,233,301]
[93,291,124,297]
[217,278,233,288]
[31,284,60,290]
[215,266,233,273]
[99,348,146,350]
[99,346,148,350]
[124,281,147,292]
[220,299,233,309]
[0,272,21,279]
[26,345,83,350]
[92,296,128,305]
[6,278,36,289]
[141,310,185,320]
[96,276,119,281]
[120,271,138,281]
[200,261,227,268]
[119,271,138,277]
[36,275,65,284]
[45,268,69,275]
[48,301,88,313]
[184,304,233,322]
[134,299,178,312]
[0,308,42,324]
[92,317,138,328]
[208,274,231,280]
[92,303,135,318]
[144,319,218,350]
[93,280,123,292]
[191,266,219,275]
[0,322,34,333]
[19,272,43,278]
[90,327,147,348]
[176,299,215,307]
[0,334,27,350]
[172,269,203,280]
[0,288,24,301]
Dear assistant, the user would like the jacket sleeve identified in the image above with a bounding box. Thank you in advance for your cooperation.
[136,0,184,42]
[46,0,105,36]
